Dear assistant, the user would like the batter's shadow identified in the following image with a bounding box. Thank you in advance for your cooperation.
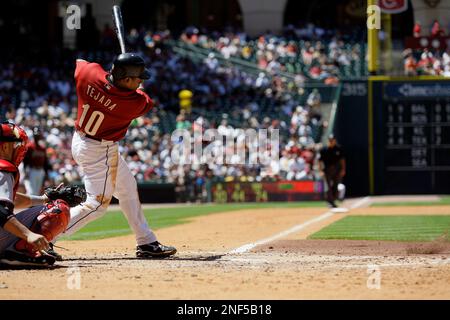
[63,254,225,263]
[1,255,226,269]
[0,264,68,270]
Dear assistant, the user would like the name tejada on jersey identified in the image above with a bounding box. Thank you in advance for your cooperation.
[86,84,117,111]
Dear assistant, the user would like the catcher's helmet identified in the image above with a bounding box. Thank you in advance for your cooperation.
[0,122,29,166]
[111,53,150,80]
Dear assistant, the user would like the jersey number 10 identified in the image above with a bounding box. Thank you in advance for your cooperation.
[78,104,105,136]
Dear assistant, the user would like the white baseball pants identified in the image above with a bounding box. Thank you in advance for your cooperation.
[25,168,45,195]
[60,131,157,245]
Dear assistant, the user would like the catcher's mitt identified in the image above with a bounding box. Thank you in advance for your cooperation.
[44,185,87,207]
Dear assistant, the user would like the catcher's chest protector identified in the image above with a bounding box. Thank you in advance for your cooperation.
[15,200,70,256]
[0,159,20,197]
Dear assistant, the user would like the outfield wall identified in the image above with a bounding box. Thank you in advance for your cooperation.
[211,181,324,203]
[110,183,177,204]
[108,181,324,204]
[335,80,370,197]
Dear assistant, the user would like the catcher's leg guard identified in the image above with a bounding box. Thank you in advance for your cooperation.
[14,200,70,256]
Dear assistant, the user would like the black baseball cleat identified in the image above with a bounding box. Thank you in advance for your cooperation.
[136,241,177,258]
[47,243,63,261]
[327,200,338,208]
[0,250,56,268]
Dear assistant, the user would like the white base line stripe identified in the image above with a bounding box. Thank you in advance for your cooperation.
[350,196,371,209]
[229,211,333,254]
[228,197,372,254]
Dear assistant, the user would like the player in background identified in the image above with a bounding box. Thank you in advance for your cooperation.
[23,127,50,195]
[319,134,346,208]
[59,53,176,258]
[0,122,71,267]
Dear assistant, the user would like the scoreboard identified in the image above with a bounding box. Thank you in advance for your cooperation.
[373,80,450,194]
[385,102,450,169]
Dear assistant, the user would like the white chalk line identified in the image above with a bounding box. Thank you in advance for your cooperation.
[229,211,334,254]
[223,257,450,269]
[228,196,372,255]
[350,196,371,209]
[341,260,450,269]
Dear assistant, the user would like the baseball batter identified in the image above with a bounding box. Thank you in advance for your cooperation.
[59,53,176,258]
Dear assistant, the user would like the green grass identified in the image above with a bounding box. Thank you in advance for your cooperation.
[63,201,326,241]
[308,215,450,242]
[370,196,450,207]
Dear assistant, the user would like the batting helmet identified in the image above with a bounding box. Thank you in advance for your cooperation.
[0,122,29,166]
[111,53,151,80]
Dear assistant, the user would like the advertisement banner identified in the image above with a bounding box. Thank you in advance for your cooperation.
[383,81,450,99]
[212,181,324,203]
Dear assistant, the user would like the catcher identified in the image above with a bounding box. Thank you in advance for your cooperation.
[0,122,86,267]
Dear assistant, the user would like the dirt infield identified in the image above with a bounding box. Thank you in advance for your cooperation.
[1,200,450,300]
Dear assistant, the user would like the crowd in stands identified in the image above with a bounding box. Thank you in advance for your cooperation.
[179,27,366,82]
[403,48,450,76]
[0,59,81,188]
[404,20,450,76]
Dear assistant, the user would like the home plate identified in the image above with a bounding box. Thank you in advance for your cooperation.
[331,207,349,213]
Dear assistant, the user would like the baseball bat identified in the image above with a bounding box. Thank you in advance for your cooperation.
[112,5,126,54]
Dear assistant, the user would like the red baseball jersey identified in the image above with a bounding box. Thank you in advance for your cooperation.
[24,142,47,169]
[74,59,153,141]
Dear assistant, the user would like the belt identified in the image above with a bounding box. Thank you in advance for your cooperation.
[85,133,102,142]
[77,131,102,142]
